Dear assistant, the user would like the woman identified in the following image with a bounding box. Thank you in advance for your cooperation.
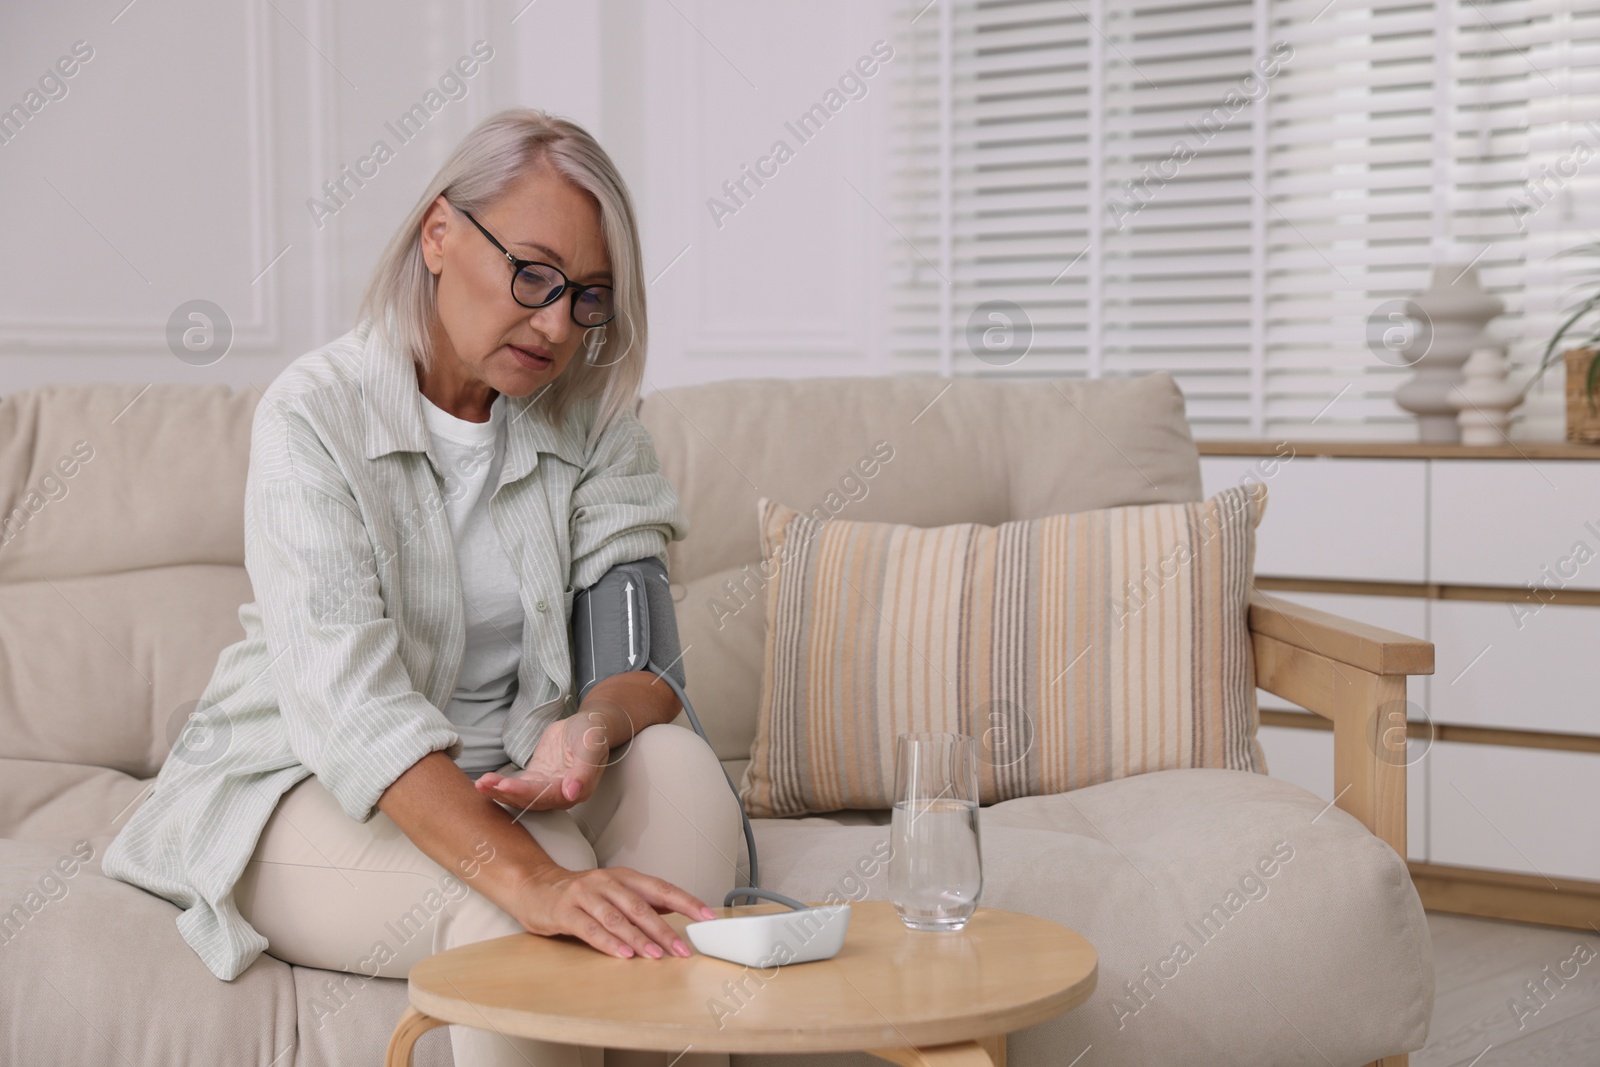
[102,108,743,1067]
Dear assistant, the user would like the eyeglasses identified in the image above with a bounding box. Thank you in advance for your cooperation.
[452,203,616,327]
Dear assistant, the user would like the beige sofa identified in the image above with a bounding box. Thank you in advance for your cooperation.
[0,371,1434,1066]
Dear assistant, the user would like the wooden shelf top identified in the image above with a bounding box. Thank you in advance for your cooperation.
[1196,439,1600,460]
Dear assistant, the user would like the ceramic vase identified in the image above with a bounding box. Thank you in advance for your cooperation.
[1448,345,1522,445]
[1394,264,1506,443]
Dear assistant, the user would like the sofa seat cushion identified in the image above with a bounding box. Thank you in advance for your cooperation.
[0,835,454,1067]
[289,963,453,1067]
[0,759,155,843]
[0,836,298,1065]
[741,768,1431,1067]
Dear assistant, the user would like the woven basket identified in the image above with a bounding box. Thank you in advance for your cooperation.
[1565,347,1600,442]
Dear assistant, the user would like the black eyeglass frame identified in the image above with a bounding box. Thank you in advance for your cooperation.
[452,203,617,326]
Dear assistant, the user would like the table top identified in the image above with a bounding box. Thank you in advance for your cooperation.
[406,900,1098,1054]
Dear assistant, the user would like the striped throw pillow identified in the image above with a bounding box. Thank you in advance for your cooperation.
[743,486,1269,818]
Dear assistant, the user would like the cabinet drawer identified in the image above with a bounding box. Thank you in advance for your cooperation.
[1200,457,1427,582]
[1428,741,1600,881]
[1429,600,1600,735]
[1257,724,1427,862]
[1431,460,1600,589]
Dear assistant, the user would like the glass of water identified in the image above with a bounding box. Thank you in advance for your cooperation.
[888,731,983,931]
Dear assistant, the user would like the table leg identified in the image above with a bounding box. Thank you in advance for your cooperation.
[386,1006,449,1067]
[867,1039,997,1066]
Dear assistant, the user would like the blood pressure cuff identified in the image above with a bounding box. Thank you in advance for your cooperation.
[570,556,686,703]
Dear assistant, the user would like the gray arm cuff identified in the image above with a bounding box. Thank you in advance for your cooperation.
[571,556,687,700]
[634,557,687,691]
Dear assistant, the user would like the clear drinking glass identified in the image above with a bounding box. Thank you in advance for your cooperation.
[888,731,983,931]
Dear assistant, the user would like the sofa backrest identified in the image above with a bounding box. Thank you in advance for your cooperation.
[637,373,1204,775]
[0,372,1203,784]
[0,384,261,778]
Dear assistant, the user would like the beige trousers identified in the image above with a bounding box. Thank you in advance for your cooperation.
[234,722,743,1067]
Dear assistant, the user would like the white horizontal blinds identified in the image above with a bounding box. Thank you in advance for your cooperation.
[1265,0,1600,436]
[1096,0,1261,430]
[887,0,1101,379]
[885,0,1278,428]
[1261,0,1445,437]
[885,0,948,372]
[888,0,1600,439]
[1482,0,1600,422]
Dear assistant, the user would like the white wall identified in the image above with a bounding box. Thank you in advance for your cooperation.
[0,0,895,397]
[1,0,507,392]
[628,0,897,389]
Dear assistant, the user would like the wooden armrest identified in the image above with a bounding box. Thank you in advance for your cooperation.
[1247,591,1435,871]
[1248,591,1434,676]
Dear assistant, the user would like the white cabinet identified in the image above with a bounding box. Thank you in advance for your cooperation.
[1203,444,1600,892]
[1430,461,1600,589]
[1429,599,1600,735]
[1427,742,1600,881]
[1200,457,1428,582]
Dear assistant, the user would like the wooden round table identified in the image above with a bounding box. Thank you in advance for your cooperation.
[386,899,1097,1066]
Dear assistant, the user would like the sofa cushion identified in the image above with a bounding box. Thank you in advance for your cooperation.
[0,565,254,776]
[0,834,454,1067]
[742,487,1269,817]
[289,963,453,1067]
[0,383,257,584]
[737,768,1432,1067]
[674,563,768,768]
[0,836,300,1066]
[640,373,1204,588]
[0,759,155,842]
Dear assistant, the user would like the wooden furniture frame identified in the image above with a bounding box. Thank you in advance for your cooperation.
[1249,590,1435,1067]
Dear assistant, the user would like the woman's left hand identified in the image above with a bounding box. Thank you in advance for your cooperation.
[474,701,630,812]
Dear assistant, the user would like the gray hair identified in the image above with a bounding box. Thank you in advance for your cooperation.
[358,107,647,445]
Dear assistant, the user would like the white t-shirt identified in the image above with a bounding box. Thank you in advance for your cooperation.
[419,390,523,775]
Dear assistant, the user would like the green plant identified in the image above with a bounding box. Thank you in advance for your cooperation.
[1525,240,1600,411]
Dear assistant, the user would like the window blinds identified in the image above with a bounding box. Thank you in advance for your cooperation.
[887,0,1600,438]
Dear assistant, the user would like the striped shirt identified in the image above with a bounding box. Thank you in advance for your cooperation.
[100,318,689,981]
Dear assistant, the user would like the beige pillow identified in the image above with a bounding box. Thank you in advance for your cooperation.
[742,486,1269,818]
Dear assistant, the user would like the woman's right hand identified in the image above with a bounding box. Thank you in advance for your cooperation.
[512,864,719,959]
